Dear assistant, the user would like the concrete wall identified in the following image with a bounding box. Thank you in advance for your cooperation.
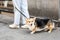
[28,0,58,19]
[0,0,58,19]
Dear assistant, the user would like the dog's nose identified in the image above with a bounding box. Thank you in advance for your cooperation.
[31,24,32,26]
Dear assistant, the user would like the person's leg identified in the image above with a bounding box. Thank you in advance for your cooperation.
[21,0,30,24]
[9,0,21,28]
[14,7,20,25]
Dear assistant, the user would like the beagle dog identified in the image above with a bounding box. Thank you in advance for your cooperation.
[21,17,55,34]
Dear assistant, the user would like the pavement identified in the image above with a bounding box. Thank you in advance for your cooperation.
[0,14,60,40]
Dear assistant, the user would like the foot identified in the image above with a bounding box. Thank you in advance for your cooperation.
[21,25,28,29]
[9,24,19,29]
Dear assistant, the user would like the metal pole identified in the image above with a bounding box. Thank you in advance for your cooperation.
[58,0,60,20]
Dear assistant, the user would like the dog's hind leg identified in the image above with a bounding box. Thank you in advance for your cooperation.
[48,23,53,33]
[48,27,53,33]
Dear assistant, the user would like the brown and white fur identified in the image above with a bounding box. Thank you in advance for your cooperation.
[21,17,55,34]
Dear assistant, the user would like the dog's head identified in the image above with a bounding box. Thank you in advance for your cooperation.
[26,17,36,30]
[26,17,36,25]
[21,17,36,31]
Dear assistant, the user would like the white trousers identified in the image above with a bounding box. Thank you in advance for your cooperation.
[12,0,30,25]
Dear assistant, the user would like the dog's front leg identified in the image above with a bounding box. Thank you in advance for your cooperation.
[30,27,37,34]
[31,30,36,34]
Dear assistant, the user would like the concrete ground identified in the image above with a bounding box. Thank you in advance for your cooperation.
[0,13,60,40]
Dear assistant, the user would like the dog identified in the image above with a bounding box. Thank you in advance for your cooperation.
[21,17,55,34]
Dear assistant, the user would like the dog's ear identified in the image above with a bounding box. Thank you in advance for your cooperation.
[25,18,29,24]
[33,17,36,20]
[26,18,29,22]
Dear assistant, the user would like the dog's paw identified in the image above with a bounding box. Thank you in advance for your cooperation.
[30,32,34,34]
[48,31,51,33]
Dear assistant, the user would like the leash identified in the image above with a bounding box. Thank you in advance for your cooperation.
[15,7,27,18]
